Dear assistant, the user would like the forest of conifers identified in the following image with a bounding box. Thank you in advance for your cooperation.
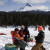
[0,11,50,26]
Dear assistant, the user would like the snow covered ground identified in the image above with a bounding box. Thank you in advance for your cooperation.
[0,26,50,50]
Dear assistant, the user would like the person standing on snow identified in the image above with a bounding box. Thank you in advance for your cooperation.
[31,26,45,50]
[19,25,30,42]
[42,25,45,30]
[19,25,25,37]
[23,26,30,42]
[48,26,50,31]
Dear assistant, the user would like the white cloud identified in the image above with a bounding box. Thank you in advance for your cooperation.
[0,0,7,6]
[48,0,50,1]
[12,0,47,4]
[29,0,46,4]
[20,5,49,11]
[12,0,28,3]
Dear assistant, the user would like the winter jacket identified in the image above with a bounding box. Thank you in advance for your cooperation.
[23,29,30,38]
[19,30,23,37]
[11,31,23,42]
[23,28,30,42]
[35,31,44,44]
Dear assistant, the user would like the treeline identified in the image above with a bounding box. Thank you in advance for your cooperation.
[0,11,50,26]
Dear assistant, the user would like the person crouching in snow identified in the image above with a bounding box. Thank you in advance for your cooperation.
[31,26,45,50]
[11,28,27,50]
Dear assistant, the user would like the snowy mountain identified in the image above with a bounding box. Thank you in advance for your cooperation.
[26,3,31,7]
[19,3,49,12]
[19,3,32,11]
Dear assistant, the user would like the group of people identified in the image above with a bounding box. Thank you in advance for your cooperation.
[11,25,48,50]
[11,25,30,50]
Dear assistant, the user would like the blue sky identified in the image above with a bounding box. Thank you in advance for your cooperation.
[0,0,50,11]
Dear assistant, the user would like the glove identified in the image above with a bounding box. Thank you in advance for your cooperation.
[27,35,28,37]
[23,35,25,37]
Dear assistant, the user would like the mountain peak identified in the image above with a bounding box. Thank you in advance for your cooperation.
[26,3,31,7]
[19,3,32,11]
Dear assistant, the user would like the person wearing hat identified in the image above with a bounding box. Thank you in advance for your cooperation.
[31,26,45,50]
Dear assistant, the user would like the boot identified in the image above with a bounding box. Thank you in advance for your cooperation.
[20,48,25,50]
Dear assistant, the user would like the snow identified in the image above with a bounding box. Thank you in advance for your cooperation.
[0,26,50,50]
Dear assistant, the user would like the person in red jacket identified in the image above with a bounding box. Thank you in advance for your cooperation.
[11,28,23,43]
[19,25,25,37]
[11,28,27,50]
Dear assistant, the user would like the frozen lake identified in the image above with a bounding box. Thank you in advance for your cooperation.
[0,26,50,50]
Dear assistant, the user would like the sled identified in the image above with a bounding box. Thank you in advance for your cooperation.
[5,44,16,50]
[0,33,7,35]
[30,41,35,42]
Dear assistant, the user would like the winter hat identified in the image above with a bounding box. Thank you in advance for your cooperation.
[14,28,19,32]
[38,26,43,30]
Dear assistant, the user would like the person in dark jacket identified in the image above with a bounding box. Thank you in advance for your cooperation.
[48,26,50,31]
[42,25,45,30]
[31,26,45,50]
[23,26,30,42]
[34,25,37,31]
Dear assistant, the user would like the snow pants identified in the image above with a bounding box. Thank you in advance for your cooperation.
[14,39,27,50]
[31,43,42,50]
